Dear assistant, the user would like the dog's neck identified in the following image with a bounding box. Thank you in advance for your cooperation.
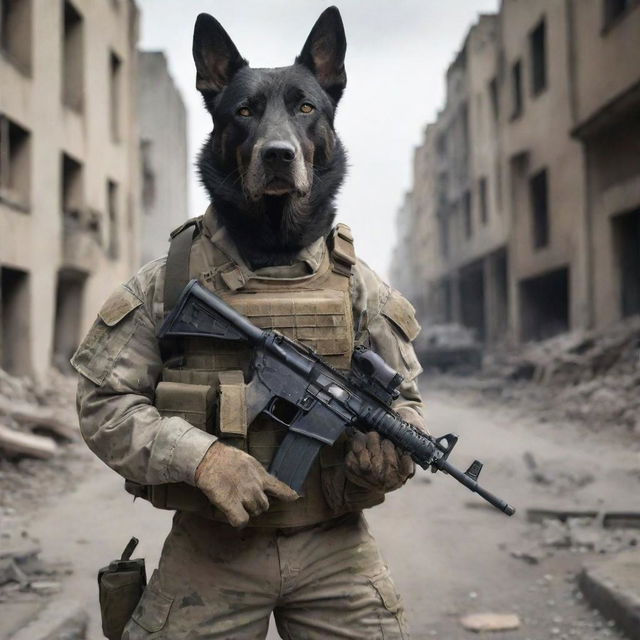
[215,196,334,270]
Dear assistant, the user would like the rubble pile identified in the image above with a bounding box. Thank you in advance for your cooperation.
[0,530,72,603]
[480,316,640,432]
[509,511,639,566]
[0,368,81,511]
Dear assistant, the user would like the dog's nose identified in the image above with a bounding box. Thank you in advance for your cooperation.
[262,141,296,167]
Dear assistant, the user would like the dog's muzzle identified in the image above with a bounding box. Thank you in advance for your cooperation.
[246,138,311,200]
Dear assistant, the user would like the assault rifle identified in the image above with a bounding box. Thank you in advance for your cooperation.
[159,280,515,516]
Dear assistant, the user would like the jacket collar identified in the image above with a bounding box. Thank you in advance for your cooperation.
[201,206,327,279]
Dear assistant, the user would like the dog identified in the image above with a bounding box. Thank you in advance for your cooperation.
[193,6,348,268]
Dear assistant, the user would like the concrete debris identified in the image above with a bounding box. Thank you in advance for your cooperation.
[579,550,640,640]
[0,559,29,587]
[7,598,89,640]
[0,423,58,460]
[526,508,599,524]
[0,533,73,605]
[476,316,640,433]
[460,612,521,632]
[0,367,80,512]
[29,580,62,596]
[522,453,595,494]
[509,543,550,565]
[510,516,639,564]
[0,396,78,442]
[603,512,640,530]
[542,519,572,548]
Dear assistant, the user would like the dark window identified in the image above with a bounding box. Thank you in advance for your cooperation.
[140,139,155,210]
[107,180,119,259]
[529,19,547,95]
[463,191,472,239]
[519,267,569,341]
[109,50,122,142]
[603,0,636,28]
[511,60,523,119]
[0,265,31,375]
[62,1,84,112]
[479,178,488,224]
[460,102,470,152]
[438,211,449,259]
[436,133,447,158]
[489,76,499,121]
[0,114,31,210]
[61,153,83,225]
[53,268,87,371]
[530,168,549,249]
[613,208,640,318]
[1,0,32,73]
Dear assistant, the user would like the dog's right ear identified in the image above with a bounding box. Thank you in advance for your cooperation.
[192,14,247,99]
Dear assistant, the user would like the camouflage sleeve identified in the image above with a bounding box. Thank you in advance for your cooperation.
[352,260,429,433]
[71,259,217,486]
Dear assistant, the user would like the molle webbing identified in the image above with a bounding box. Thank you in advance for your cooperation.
[149,217,385,527]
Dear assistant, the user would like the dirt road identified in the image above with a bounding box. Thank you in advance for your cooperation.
[17,386,639,639]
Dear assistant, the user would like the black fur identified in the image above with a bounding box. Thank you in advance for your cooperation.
[193,8,348,268]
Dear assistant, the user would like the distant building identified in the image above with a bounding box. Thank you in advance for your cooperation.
[138,51,189,265]
[391,0,640,345]
[0,0,141,377]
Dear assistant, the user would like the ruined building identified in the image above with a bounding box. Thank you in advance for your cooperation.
[0,0,141,377]
[138,51,189,265]
[392,0,640,345]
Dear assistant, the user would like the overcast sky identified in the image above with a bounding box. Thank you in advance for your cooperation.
[137,0,499,279]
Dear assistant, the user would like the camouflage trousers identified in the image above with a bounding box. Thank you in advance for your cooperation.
[122,511,409,639]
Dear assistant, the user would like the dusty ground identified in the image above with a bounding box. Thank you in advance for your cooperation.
[2,380,639,639]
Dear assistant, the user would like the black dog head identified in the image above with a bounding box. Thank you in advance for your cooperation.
[193,7,348,268]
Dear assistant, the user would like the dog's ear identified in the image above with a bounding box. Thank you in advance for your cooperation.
[193,14,247,99]
[295,6,347,104]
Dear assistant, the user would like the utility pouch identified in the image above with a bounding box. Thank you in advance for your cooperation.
[217,370,247,438]
[98,537,147,640]
[155,381,215,432]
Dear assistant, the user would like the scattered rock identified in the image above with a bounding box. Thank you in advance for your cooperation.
[542,520,571,548]
[29,580,62,596]
[460,612,521,632]
[0,397,77,443]
[0,424,58,460]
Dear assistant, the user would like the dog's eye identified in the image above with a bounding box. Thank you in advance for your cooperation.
[237,107,252,117]
[300,103,315,114]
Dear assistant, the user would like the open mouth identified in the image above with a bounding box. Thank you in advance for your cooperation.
[263,178,295,196]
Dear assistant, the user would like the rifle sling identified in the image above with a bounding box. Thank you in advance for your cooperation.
[164,223,197,316]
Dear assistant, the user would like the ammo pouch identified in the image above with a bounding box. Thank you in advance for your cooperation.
[125,375,247,515]
[98,537,146,640]
[126,371,386,524]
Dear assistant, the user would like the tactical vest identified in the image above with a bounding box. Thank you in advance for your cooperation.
[139,214,385,527]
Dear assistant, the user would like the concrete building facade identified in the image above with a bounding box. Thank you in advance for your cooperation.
[138,50,189,265]
[0,0,141,377]
[391,0,640,345]
[569,0,640,331]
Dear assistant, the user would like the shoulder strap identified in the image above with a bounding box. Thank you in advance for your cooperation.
[328,223,356,277]
[164,220,198,315]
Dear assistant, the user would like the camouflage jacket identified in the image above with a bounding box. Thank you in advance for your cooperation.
[72,210,427,488]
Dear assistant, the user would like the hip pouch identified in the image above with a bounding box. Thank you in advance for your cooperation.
[98,537,147,640]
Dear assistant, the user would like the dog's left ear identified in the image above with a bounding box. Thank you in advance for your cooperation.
[295,6,347,104]
[193,13,248,99]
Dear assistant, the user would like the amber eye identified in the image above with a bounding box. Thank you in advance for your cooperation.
[300,103,315,114]
[237,106,252,117]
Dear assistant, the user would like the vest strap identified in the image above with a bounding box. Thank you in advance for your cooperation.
[164,221,198,314]
[328,224,356,277]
